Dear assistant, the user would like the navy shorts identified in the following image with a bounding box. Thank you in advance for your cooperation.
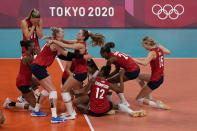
[88,102,113,117]
[31,64,49,80]
[125,69,140,80]
[73,72,87,82]
[147,76,164,90]
[17,86,32,94]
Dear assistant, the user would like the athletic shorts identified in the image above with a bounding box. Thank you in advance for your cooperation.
[88,102,113,117]
[125,69,140,80]
[147,76,164,90]
[73,72,87,82]
[31,64,49,80]
[17,86,32,94]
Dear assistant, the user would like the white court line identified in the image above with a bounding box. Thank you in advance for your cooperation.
[56,58,95,131]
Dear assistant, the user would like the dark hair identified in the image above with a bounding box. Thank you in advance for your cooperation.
[82,29,105,46]
[87,59,99,70]
[20,40,34,50]
[100,42,115,54]
[100,65,111,78]
[27,8,40,19]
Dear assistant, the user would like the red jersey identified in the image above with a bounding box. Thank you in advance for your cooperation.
[33,42,57,67]
[89,77,110,114]
[73,42,88,74]
[62,61,76,80]
[22,19,40,52]
[150,47,164,81]
[110,51,139,72]
[16,53,32,87]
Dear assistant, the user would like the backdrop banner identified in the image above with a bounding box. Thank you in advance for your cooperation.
[0,0,196,28]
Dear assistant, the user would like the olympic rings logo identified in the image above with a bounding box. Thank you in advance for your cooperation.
[152,4,184,20]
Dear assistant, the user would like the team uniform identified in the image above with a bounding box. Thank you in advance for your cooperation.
[88,77,113,117]
[110,51,140,80]
[72,42,88,82]
[22,19,40,53]
[16,52,33,94]
[147,47,164,90]
[31,42,57,80]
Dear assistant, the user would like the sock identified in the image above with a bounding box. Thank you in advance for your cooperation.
[51,108,57,118]
[34,103,40,112]
[62,92,74,115]
[118,93,128,104]
[118,104,133,115]
[106,95,112,102]
[15,103,25,108]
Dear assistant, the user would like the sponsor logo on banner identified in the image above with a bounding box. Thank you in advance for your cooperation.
[152,4,184,20]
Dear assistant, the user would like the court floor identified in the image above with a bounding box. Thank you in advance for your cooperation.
[0,58,197,131]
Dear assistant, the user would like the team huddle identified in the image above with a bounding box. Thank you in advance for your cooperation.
[2,9,171,124]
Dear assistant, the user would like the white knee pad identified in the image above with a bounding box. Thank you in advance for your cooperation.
[49,91,57,99]
[137,98,144,104]
[41,90,49,96]
[61,92,71,102]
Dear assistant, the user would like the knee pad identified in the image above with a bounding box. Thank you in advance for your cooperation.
[49,91,57,99]
[41,90,49,96]
[61,92,71,102]
[137,98,144,104]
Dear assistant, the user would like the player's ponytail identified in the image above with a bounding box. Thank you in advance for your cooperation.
[82,29,105,47]
[27,8,40,20]
[100,65,111,78]
[142,36,157,46]
[20,40,34,50]
[100,42,115,55]
[50,26,60,38]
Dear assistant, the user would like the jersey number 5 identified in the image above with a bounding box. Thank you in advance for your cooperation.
[96,88,105,99]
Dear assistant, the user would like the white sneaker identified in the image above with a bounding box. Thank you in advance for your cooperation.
[3,98,11,108]
[17,96,28,104]
[156,101,170,110]
[61,110,77,120]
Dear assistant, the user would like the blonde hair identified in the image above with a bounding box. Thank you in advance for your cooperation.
[27,8,40,19]
[142,36,157,46]
[50,26,60,37]
[89,33,105,47]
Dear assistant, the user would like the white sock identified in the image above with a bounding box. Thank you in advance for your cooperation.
[118,93,128,104]
[51,108,57,118]
[106,95,112,102]
[62,92,74,115]
[149,101,158,108]
[118,104,133,115]
[15,103,25,108]
[34,103,40,112]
